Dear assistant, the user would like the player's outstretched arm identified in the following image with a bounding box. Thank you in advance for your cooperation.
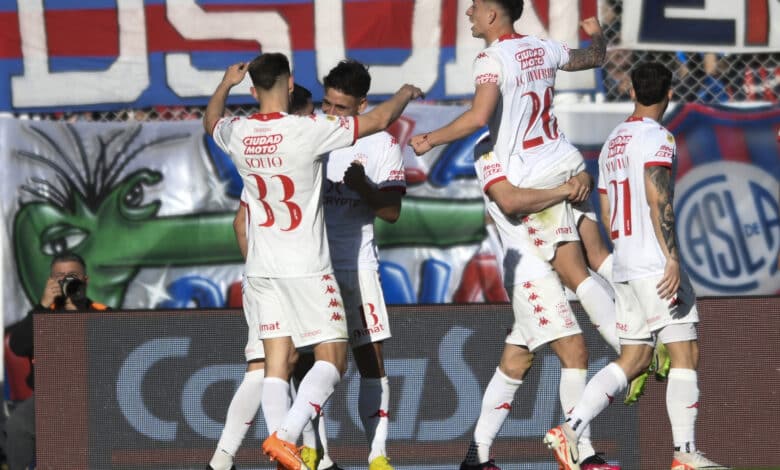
[645,165,681,299]
[356,84,423,138]
[561,17,606,72]
[203,62,249,135]
[410,83,499,156]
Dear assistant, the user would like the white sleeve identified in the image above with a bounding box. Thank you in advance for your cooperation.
[644,128,675,169]
[310,114,359,156]
[474,151,507,193]
[212,116,241,154]
[472,50,503,86]
[548,39,571,70]
[375,135,406,192]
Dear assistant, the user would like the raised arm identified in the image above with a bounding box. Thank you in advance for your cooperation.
[356,85,423,138]
[560,17,606,72]
[203,62,248,135]
[409,83,499,155]
[645,165,680,299]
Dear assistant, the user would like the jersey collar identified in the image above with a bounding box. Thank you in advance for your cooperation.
[248,112,287,121]
[497,32,525,43]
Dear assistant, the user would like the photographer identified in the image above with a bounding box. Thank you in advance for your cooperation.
[4,252,108,470]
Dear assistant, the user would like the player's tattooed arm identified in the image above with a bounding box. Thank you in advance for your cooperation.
[561,17,606,71]
[647,166,679,261]
[561,34,606,71]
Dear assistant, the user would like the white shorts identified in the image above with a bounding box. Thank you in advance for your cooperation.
[513,150,587,261]
[613,272,699,341]
[243,273,348,350]
[336,270,392,348]
[505,272,582,352]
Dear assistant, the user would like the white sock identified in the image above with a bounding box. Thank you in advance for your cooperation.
[576,276,620,353]
[464,367,522,464]
[290,382,318,449]
[360,376,390,463]
[278,361,341,443]
[212,369,264,466]
[209,449,234,470]
[596,254,613,283]
[568,363,627,439]
[262,377,290,434]
[560,368,594,460]
[667,368,699,452]
[317,413,335,469]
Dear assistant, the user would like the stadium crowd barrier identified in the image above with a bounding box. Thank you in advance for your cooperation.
[34,297,779,469]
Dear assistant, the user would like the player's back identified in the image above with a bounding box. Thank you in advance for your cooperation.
[213,112,357,277]
[598,117,676,281]
[481,35,575,167]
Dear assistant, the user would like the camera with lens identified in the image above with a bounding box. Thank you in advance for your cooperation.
[59,275,84,299]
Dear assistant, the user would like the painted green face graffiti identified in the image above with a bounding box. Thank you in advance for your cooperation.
[12,124,242,309]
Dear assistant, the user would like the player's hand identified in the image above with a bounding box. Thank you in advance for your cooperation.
[399,84,425,101]
[565,171,592,203]
[40,277,61,307]
[222,62,248,87]
[410,133,434,156]
[657,258,681,300]
[343,161,369,193]
[580,17,602,36]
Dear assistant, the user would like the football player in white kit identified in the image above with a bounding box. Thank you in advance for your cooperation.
[318,59,404,470]
[544,63,728,470]
[208,83,319,470]
[409,1,620,469]
[204,53,422,470]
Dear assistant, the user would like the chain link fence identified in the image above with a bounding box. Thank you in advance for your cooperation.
[12,1,780,123]
[600,0,780,105]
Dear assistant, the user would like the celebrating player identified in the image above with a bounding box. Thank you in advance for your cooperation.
[409,1,621,468]
[204,53,422,470]
[208,83,318,470]
[543,62,728,470]
[319,59,404,470]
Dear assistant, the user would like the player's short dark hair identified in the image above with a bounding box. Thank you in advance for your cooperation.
[50,252,87,272]
[323,59,371,99]
[248,53,290,90]
[631,62,672,106]
[290,83,313,114]
[491,0,524,23]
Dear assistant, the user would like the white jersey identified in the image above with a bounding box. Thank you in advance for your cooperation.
[597,116,676,282]
[213,112,357,277]
[323,131,406,271]
[473,34,578,184]
[474,148,552,284]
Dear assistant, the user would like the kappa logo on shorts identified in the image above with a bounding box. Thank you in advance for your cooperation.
[324,285,337,294]
[330,312,343,321]
[327,297,340,308]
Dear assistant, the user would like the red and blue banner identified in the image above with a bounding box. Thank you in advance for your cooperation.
[0,0,600,112]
